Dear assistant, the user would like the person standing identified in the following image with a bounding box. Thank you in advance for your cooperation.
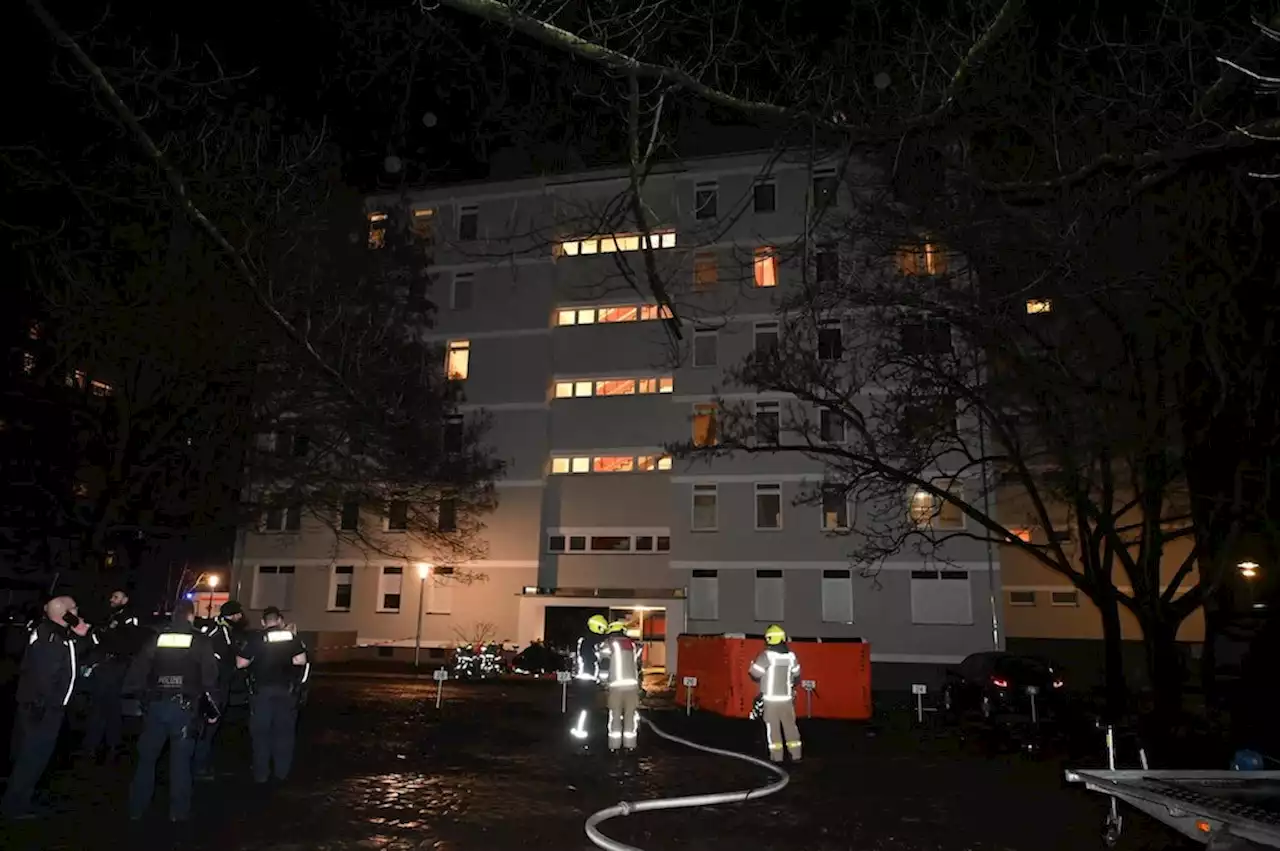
[567,614,608,747]
[748,624,802,764]
[193,600,246,779]
[235,607,309,784]
[597,621,641,753]
[123,600,217,822]
[83,588,142,762]
[2,596,93,819]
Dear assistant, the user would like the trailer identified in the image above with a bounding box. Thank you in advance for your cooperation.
[1066,768,1280,850]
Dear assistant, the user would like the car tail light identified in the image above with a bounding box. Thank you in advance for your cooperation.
[1052,679,1064,689]
[991,677,1008,688]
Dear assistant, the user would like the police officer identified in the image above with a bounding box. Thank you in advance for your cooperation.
[598,621,641,753]
[568,614,608,747]
[193,599,247,779]
[748,624,802,764]
[83,588,142,762]
[235,607,309,784]
[123,600,217,821]
[2,596,93,818]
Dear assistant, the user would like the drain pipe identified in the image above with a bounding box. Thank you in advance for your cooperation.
[584,714,790,851]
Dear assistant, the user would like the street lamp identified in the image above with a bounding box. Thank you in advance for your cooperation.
[1239,561,1260,580]
[206,574,220,617]
[414,563,432,669]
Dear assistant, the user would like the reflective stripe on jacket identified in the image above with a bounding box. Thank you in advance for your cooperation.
[597,636,638,688]
[749,648,799,701]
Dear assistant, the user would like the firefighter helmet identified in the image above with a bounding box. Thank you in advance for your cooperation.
[587,614,609,634]
[607,620,627,634]
[764,624,787,645]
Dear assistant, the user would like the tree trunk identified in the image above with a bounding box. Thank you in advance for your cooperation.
[1096,592,1127,719]
[1141,615,1186,753]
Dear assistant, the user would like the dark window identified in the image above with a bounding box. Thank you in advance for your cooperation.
[547,535,567,552]
[292,433,310,458]
[590,536,632,552]
[695,184,717,220]
[382,594,401,610]
[815,244,838,284]
[452,273,474,310]
[818,324,843,361]
[438,498,458,532]
[901,319,953,356]
[458,207,479,241]
[259,565,278,575]
[333,566,354,610]
[387,500,409,531]
[407,273,429,310]
[656,536,671,551]
[1049,529,1072,543]
[284,505,302,532]
[692,569,718,578]
[753,182,776,213]
[263,505,282,531]
[756,569,783,579]
[340,499,359,531]
[822,569,851,579]
[813,171,838,207]
[443,417,464,454]
[568,536,587,551]
[279,566,295,575]
[635,536,654,551]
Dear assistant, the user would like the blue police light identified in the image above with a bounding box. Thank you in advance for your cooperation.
[185,593,194,600]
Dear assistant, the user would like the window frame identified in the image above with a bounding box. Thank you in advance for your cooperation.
[329,565,355,612]
[812,168,838,208]
[446,339,470,381]
[694,181,718,220]
[1050,590,1080,607]
[907,480,966,530]
[692,403,718,447]
[1008,589,1037,607]
[819,408,846,443]
[691,484,719,532]
[820,485,851,531]
[692,328,719,367]
[451,272,474,310]
[817,321,843,361]
[821,569,854,624]
[457,205,479,241]
[385,499,410,532]
[753,569,785,621]
[252,565,296,611]
[753,180,776,213]
[753,321,779,355]
[376,566,404,614]
[339,498,360,532]
[753,247,779,288]
[754,400,781,445]
[754,482,784,531]
[693,251,718,290]
[689,569,720,620]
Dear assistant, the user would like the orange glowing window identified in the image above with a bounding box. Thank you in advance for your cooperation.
[368,212,388,250]
[597,306,640,324]
[593,456,634,473]
[694,252,718,290]
[692,404,718,447]
[446,340,470,381]
[754,247,778,288]
[1008,527,1033,543]
[595,379,636,396]
[897,242,948,276]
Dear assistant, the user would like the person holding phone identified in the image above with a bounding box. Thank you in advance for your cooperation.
[2,596,93,819]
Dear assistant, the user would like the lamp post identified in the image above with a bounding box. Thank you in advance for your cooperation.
[414,563,432,669]
[206,574,220,617]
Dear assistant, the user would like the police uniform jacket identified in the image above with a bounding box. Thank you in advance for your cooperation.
[96,606,144,659]
[124,623,218,701]
[239,628,309,691]
[573,633,604,682]
[16,619,89,709]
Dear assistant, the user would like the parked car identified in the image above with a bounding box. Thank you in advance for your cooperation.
[942,652,1067,722]
[510,640,572,677]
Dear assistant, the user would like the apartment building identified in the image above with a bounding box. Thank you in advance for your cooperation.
[232,151,1004,682]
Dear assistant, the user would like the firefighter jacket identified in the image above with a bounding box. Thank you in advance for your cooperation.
[749,644,800,702]
[238,628,309,692]
[573,633,603,682]
[16,619,91,709]
[597,635,639,689]
[124,624,218,702]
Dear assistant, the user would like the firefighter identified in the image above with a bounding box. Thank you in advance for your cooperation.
[748,624,802,763]
[597,621,640,753]
[235,607,309,783]
[568,614,608,746]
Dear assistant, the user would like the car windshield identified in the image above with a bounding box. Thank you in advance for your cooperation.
[994,656,1053,681]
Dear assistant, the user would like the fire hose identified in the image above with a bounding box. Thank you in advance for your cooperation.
[584,712,790,851]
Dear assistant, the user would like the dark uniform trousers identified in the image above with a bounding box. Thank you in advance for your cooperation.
[250,685,298,782]
[85,657,127,753]
[1,705,65,816]
[130,698,199,820]
[192,680,229,775]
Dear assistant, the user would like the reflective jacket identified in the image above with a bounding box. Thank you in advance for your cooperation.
[597,635,639,689]
[749,645,800,702]
[97,606,145,659]
[199,617,244,672]
[573,633,603,682]
[16,619,88,708]
[124,624,218,701]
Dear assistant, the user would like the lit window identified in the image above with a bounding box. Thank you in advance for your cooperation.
[560,240,580,256]
[615,235,640,252]
[368,212,388,249]
[637,455,659,471]
[27,321,42,340]
[580,239,599,255]
[22,351,35,375]
[554,382,575,399]
[694,252,718,290]
[1026,299,1053,315]
[908,480,964,529]
[66,370,86,390]
[598,306,639,323]
[574,381,593,397]
[660,377,674,393]
[637,376,674,394]
[556,309,578,326]
[596,379,636,396]
[897,242,948,276]
[556,231,676,257]
[446,340,470,380]
[692,403,718,447]
[90,380,113,398]
[576,308,596,324]
[551,458,571,474]
[639,304,674,321]
[570,456,590,473]
[755,483,783,530]
[821,486,850,531]
[593,456,634,473]
[658,455,673,470]
[754,247,778,288]
[411,208,436,242]
[1007,527,1033,543]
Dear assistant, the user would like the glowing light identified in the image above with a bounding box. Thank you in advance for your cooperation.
[1239,560,1260,579]
[416,562,432,580]
[208,575,220,590]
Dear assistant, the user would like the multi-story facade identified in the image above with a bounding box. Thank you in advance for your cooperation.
[232,151,1004,683]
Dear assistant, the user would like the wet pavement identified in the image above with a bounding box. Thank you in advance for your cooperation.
[0,676,1192,851]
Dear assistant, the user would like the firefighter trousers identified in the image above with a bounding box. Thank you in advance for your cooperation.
[761,698,802,762]
[606,687,640,751]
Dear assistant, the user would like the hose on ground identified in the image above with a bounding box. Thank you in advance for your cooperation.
[584,713,790,851]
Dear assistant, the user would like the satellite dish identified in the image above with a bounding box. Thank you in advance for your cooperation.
[384,155,403,174]
[874,72,891,90]
[422,111,438,128]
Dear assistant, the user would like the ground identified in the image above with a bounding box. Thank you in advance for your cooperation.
[0,676,1193,851]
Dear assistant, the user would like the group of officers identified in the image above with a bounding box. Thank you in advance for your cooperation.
[569,616,805,764]
[2,589,310,822]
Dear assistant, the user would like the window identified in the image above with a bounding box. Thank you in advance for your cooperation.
[821,486,850,530]
[689,570,719,620]
[410,208,436,243]
[692,328,718,367]
[568,536,587,551]
[693,252,718,290]
[636,455,674,471]
[368,212,388,249]
[908,481,965,530]
[595,378,636,396]
[692,403,718,447]
[822,569,854,623]
[755,483,783,530]
[1007,526,1033,543]
[377,567,403,613]
[386,500,409,532]
[694,182,718,220]
[815,243,838,284]
[252,565,296,611]
[446,340,470,380]
[812,168,838,208]
[1026,298,1053,315]
[427,568,454,614]
[754,321,778,356]
[443,416,463,454]
[753,181,776,213]
[754,401,780,444]
[90,380,114,398]
[598,305,639,323]
[753,247,778,288]
[910,570,973,625]
[819,408,845,443]
[548,535,566,552]
[1009,590,1037,607]
[692,484,718,531]
[754,569,785,621]
[451,273,474,310]
[339,498,360,531]
[458,205,479,241]
[901,318,952,356]
[556,304,674,326]
[817,322,843,361]
[330,566,354,611]
[547,532,671,554]
[556,232,676,257]
[634,535,671,552]
[66,370,86,390]
[637,377,674,394]
[438,497,458,532]
[591,536,632,552]
[1049,528,1073,544]
[27,321,42,341]
[1051,590,1080,607]
[897,242,947,276]
[592,455,634,473]
[261,501,301,533]
[551,454,670,474]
